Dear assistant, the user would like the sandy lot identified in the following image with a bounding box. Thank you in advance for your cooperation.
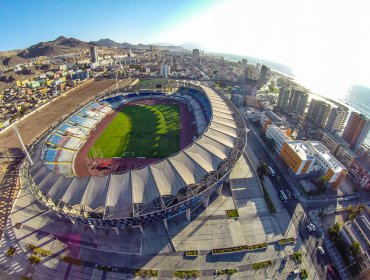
[0,79,132,149]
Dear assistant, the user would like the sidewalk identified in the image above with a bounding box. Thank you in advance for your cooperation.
[309,210,352,280]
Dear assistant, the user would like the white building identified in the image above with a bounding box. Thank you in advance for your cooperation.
[325,107,348,132]
[266,125,291,153]
[308,141,348,184]
[160,65,171,78]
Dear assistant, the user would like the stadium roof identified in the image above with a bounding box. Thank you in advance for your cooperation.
[27,84,242,218]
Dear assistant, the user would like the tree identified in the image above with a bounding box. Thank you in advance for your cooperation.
[328,222,342,241]
[350,242,361,257]
[257,163,269,178]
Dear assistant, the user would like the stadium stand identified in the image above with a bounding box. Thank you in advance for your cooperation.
[58,124,89,138]
[68,115,98,128]
[45,149,58,162]
[58,150,75,162]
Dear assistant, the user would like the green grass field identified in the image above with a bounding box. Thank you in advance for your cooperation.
[88,104,180,158]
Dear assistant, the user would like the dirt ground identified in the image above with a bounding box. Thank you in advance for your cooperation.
[0,79,132,149]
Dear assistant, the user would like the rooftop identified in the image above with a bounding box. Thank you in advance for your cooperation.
[308,141,346,172]
[285,140,314,161]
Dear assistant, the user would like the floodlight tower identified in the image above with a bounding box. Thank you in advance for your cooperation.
[13,124,33,166]
[115,61,123,89]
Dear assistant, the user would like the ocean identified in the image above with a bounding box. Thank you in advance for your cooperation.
[215,52,370,146]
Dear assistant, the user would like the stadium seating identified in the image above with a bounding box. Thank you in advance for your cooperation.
[58,149,75,162]
[57,163,73,175]
[62,137,82,150]
[45,149,58,162]
[58,124,89,138]
[48,134,63,146]
[69,115,98,128]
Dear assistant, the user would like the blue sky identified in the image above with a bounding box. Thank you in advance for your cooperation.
[1,0,370,92]
[0,0,217,51]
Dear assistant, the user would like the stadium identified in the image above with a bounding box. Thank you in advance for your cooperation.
[19,81,246,229]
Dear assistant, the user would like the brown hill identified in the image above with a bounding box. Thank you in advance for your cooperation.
[18,36,94,59]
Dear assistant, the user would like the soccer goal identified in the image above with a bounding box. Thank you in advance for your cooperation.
[122,151,136,158]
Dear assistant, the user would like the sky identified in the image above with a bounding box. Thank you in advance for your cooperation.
[1,0,370,91]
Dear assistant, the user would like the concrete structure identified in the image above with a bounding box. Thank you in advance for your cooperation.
[89,46,99,63]
[288,89,308,114]
[342,112,370,151]
[325,106,348,132]
[309,141,348,187]
[160,65,170,78]
[276,87,290,111]
[335,145,356,168]
[231,94,244,107]
[280,140,347,187]
[245,95,257,107]
[19,82,247,229]
[348,152,370,191]
[259,65,269,83]
[306,99,331,128]
[265,125,291,153]
[192,48,200,57]
[281,140,316,176]
[321,131,350,154]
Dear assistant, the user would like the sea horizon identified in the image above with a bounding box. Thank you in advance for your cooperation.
[212,51,370,146]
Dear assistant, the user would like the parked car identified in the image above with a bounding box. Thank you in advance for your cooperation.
[327,264,336,277]
[318,246,325,255]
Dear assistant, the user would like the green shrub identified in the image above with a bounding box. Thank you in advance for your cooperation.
[300,268,308,279]
[278,238,295,245]
[134,269,158,277]
[291,251,303,263]
[6,247,16,257]
[226,209,239,218]
[174,270,200,278]
[252,260,273,270]
[185,250,198,257]
[29,255,41,265]
[262,186,276,214]
[215,268,237,275]
[212,245,248,254]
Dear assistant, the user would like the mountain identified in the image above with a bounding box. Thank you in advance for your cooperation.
[180,42,205,50]
[91,38,123,48]
[92,38,185,51]
[18,36,93,59]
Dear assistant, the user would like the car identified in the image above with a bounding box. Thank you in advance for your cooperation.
[307,224,313,232]
[338,197,344,202]
[344,196,350,201]
[327,264,336,277]
[292,192,298,199]
[310,223,316,231]
[318,246,325,255]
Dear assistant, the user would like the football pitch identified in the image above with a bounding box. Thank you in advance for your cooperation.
[88,104,180,158]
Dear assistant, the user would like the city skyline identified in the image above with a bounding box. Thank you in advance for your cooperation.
[1,0,370,90]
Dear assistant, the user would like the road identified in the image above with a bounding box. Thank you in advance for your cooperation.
[246,123,337,279]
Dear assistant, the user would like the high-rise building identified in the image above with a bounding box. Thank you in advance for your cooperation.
[325,107,349,132]
[160,65,170,78]
[192,49,200,57]
[149,45,157,52]
[241,58,248,67]
[89,46,99,63]
[259,65,269,83]
[342,112,370,151]
[288,89,308,114]
[306,99,331,128]
[276,87,290,111]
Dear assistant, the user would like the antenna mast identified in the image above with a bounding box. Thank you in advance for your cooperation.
[13,124,33,165]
